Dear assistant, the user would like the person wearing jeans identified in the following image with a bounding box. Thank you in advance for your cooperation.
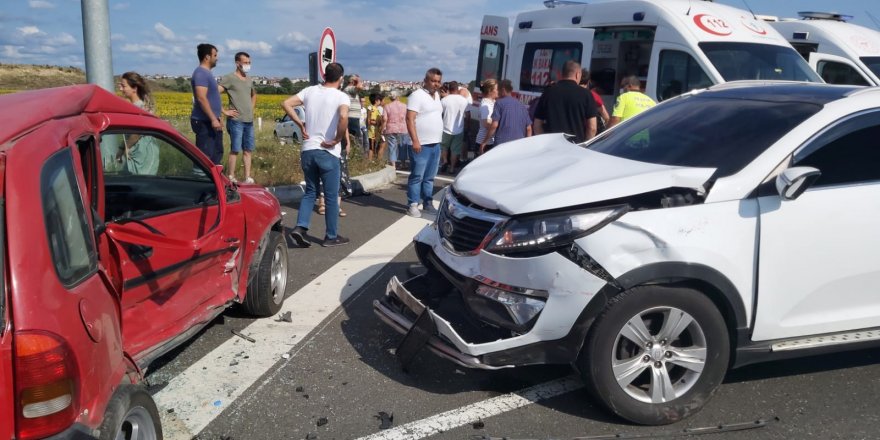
[281,62,351,247]
[405,67,445,218]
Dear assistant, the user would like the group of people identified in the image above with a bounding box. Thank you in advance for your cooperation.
[189,43,257,184]
[178,43,660,247]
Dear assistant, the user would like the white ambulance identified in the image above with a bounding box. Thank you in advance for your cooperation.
[768,12,880,86]
[475,0,821,108]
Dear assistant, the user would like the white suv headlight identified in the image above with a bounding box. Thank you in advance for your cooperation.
[486,206,629,255]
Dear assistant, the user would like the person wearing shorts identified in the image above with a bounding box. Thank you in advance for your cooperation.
[439,81,468,173]
[220,51,257,183]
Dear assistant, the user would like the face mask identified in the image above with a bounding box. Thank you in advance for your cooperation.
[241,64,251,73]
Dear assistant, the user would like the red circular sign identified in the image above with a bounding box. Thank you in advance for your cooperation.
[694,14,732,36]
[318,27,336,81]
[741,18,768,35]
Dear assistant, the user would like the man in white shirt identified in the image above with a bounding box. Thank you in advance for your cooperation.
[439,81,468,173]
[405,67,444,218]
[281,62,351,247]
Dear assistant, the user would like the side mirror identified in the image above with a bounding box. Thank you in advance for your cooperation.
[776,166,821,201]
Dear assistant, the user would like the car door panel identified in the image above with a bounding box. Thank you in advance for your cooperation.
[93,122,245,363]
[753,112,880,341]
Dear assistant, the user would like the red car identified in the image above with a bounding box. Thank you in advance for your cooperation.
[0,85,289,439]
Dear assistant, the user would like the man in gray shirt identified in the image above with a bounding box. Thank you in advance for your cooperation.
[220,51,256,183]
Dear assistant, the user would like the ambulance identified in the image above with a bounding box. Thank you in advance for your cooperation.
[474,0,821,108]
[767,12,880,86]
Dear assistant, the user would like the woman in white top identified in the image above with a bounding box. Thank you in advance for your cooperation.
[475,79,498,155]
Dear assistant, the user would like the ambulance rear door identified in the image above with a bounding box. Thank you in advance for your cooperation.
[476,15,509,85]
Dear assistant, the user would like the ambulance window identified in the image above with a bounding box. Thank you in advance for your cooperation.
[520,42,583,92]
[860,57,880,79]
[657,50,712,101]
[816,61,870,86]
[476,41,505,82]
[699,42,821,83]
[790,42,818,61]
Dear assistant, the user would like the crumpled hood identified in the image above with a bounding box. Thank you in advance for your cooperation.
[453,134,716,215]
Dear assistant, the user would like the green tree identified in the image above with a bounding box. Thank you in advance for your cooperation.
[279,77,294,95]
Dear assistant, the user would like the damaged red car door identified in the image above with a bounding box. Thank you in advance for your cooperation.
[89,115,246,368]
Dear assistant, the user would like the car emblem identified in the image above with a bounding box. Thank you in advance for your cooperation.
[442,219,454,237]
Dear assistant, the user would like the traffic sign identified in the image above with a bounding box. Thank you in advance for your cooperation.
[318,27,336,81]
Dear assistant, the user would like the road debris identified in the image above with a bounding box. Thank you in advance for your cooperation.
[231,329,256,343]
[317,417,329,427]
[472,420,485,429]
[375,412,394,430]
[471,416,778,439]
[305,433,317,440]
[282,353,291,359]
[276,311,293,323]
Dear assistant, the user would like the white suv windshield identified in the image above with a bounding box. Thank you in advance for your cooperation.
[700,42,822,83]
[588,94,823,178]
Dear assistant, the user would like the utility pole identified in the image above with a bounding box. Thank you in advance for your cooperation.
[81,0,114,92]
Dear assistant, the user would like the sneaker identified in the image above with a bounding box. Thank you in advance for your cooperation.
[289,226,311,248]
[407,203,422,218]
[244,176,255,184]
[322,235,350,247]
[422,202,438,215]
[227,175,238,183]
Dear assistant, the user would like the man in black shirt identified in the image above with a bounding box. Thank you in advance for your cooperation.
[533,60,598,143]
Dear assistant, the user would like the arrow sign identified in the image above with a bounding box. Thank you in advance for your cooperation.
[318,27,336,81]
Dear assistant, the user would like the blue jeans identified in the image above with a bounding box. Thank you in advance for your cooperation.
[226,119,255,153]
[348,117,369,152]
[191,119,223,164]
[385,133,411,164]
[297,149,341,239]
[407,143,440,206]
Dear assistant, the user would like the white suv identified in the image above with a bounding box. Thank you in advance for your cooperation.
[375,81,880,425]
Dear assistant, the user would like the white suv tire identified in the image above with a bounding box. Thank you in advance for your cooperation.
[579,285,730,425]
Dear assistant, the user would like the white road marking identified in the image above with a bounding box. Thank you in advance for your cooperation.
[155,214,432,439]
[396,170,455,184]
[355,376,585,440]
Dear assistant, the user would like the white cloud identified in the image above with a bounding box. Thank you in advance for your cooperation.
[28,0,55,9]
[225,39,272,56]
[111,33,126,41]
[2,45,24,58]
[275,31,311,53]
[154,22,176,42]
[121,43,168,54]
[18,26,42,37]
[112,2,130,11]
[48,32,76,46]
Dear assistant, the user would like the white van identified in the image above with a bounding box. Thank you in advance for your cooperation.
[768,12,880,86]
[475,0,821,107]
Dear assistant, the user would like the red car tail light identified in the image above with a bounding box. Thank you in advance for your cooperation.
[14,331,79,440]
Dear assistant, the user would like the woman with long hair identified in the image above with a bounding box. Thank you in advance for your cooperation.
[117,71,159,174]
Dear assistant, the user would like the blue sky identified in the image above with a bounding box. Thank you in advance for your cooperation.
[1,0,879,82]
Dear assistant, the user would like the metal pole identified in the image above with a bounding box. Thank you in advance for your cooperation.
[81,0,114,92]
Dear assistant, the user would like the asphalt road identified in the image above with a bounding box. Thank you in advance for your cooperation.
[146,174,880,440]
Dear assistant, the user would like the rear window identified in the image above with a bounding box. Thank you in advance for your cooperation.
[519,42,582,93]
[588,94,823,178]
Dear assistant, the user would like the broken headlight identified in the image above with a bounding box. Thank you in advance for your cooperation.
[486,206,629,255]
[474,281,548,327]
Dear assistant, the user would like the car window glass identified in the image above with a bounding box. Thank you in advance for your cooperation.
[657,50,713,101]
[41,149,97,285]
[99,131,216,221]
[816,60,870,86]
[477,40,505,83]
[589,95,823,178]
[699,42,822,82]
[794,112,880,187]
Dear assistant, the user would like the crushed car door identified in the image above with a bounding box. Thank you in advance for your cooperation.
[93,125,245,366]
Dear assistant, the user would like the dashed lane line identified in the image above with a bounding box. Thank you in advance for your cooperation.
[154,214,431,439]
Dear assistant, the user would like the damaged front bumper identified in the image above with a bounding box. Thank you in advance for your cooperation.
[373,220,611,369]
